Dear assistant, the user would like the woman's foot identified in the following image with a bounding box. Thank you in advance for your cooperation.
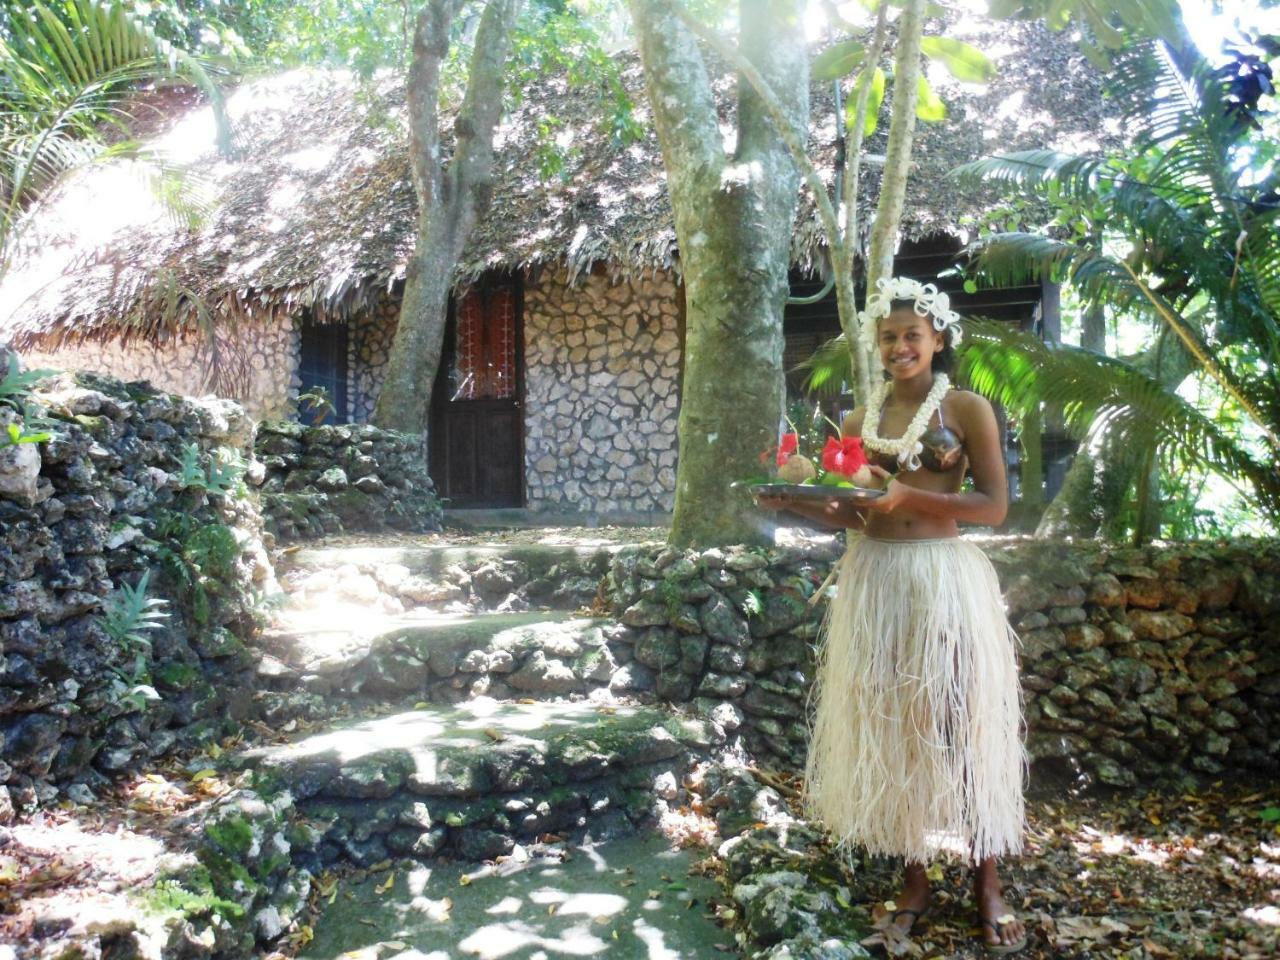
[974,859,1026,953]
[886,862,932,937]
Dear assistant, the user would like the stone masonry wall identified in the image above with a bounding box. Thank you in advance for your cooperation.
[523,269,681,516]
[20,316,300,422]
[347,292,399,423]
[254,421,443,541]
[337,272,684,515]
[0,370,276,819]
[606,538,1280,788]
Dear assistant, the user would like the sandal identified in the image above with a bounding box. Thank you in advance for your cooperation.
[860,901,933,955]
[979,915,1027,955]
[888,903,932,935]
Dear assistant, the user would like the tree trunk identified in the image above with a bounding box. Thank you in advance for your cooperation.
[836,0,889,404]
[1082,300,1105,352]
[372,0,517,433]
[629,0,808,547]
[861,0,925,379]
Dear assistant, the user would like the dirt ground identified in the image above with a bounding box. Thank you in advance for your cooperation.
[826,781,1280,959]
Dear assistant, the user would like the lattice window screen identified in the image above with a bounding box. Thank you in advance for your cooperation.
[453,285,517,401]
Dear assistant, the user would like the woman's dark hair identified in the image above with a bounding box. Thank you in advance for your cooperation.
[884,297,956,375]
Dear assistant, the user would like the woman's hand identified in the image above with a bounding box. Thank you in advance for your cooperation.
[864,467,911,513]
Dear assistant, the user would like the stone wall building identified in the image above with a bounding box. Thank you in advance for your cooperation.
[1,24,1111,519]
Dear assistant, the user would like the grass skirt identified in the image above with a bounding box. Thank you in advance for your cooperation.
[804,536,1026,864]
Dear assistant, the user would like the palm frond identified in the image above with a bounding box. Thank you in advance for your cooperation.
[0,0,232,274]
[968,232,1150,311]
[800,332,854,398]
[959,318,1280,519]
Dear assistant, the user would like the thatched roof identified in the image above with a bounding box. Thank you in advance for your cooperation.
[1,17,1115,348]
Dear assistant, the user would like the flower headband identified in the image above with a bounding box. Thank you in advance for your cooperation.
[857,276,964,349]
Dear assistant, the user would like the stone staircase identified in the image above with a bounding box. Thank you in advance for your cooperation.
[238,698,712,866]
[238,534,721,872]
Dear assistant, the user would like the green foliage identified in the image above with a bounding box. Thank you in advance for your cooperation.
[0,353,55,405]
[951,36,1280,537]
[154,510,242,626]
[985,0,1180,64]
[0,0,230,274]
[914,72,945,122]
[178,442,247,497]
[0,352,57,448]
[507,1,643,167]
[811,29,978,131]
[100,568,170,654]
[99,568,169,707]
[957,319,1280,522]
[813,39,866,81]
[919,36,997,83]
[145,876,244,923]
[296,385,335,425]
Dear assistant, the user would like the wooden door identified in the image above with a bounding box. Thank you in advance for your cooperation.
[429,278,524,507]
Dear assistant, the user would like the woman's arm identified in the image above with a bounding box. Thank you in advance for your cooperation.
[865,392,1009,526]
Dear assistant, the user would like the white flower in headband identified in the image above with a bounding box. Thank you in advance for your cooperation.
[857,276,964,349]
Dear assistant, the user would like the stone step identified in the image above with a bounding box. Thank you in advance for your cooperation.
[275,540,635,622]
[259,611,646,705]
[239,699,717,865]
[283,540,638,579]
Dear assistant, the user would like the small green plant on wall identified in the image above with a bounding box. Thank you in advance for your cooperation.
[296,385,335,425]
[99,569,169,711]
[154,511,242,626]
[178,442,246,497]
[0,352,55,447]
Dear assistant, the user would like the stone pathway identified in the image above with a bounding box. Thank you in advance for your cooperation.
[299,834,722,960]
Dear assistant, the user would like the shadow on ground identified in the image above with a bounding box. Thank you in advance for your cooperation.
[300,834,723,960]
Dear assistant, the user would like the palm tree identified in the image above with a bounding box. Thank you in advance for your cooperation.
[949,37,1280,538]
[0,0,231,278]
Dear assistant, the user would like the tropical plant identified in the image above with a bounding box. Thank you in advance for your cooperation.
[0,351,56,447]
[949,34,1280,537]
[0,0,231,276]
[957,318,1280,526]
[100,567,170,708]
[178,441,246,496]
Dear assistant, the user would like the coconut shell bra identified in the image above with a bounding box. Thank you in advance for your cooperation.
[863,400,965,474]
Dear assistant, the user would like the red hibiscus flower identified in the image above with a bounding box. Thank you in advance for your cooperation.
[822,435,868,478]
[776,432,799,466]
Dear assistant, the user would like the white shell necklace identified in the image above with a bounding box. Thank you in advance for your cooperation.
[861,373,951,472]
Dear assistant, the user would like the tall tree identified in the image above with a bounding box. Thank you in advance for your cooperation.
[627,0,809,547]
[372,0,519,433]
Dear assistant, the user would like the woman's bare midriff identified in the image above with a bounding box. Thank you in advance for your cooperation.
[864,457,965,540]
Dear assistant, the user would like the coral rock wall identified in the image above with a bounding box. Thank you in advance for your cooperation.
[346,293,400,423]
[0,371,275,818]
[254,421,443,541]
[607,539,1280,787]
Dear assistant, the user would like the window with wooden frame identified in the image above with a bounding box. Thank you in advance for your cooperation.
[453,282,517,401]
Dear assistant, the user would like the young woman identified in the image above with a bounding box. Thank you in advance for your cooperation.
[759,278,1027,954]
